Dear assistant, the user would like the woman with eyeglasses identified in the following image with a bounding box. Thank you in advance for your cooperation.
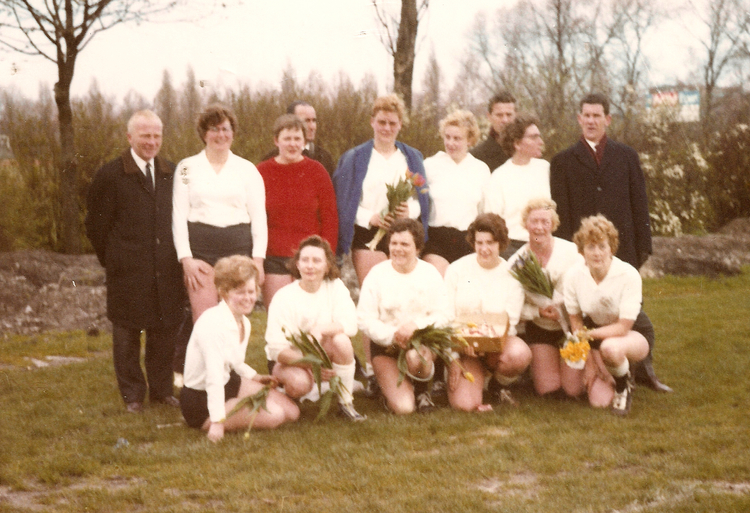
[483,114,550,259]
[173,104,268,323]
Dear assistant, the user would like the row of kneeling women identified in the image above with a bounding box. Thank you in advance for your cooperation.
[180,201,650,441]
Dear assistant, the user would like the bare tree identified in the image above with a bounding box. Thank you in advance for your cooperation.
[0,0,184,253]
[372,0,429,110]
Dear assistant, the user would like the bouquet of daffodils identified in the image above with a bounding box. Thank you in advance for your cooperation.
[559,329,592,369]
[284,328,347,421]
[396,324,474,386]
[366,170,427,251]
[226,383,272,439]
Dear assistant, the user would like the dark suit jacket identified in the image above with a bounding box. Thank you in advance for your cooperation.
[470,129,509,172]
[85,150,186,329]
[262,144,336,177]
[550,138,652,268]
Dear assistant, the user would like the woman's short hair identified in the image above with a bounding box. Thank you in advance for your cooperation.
[501,113,539,157]
[466,213,509,253]
[273,113,306,139]
[439,110,481,147]
[372,94,407,123]
[573,214,620,255]
[387,218,425,253]
[521,197,561,233]
[214,255,259,295]
[288,235,340,281]
[197,104,237,143]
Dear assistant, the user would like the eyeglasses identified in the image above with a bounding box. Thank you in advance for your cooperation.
[208,126,233,133]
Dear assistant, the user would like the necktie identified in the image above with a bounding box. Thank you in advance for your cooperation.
[145,162,154,192]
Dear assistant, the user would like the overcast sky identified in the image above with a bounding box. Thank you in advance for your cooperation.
[0,0,697,102]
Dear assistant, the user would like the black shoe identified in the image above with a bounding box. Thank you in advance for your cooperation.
[611,375,633,416]
[431,378,447,399]
[153,396,180,408]
[635,359,673,393]
[416,392,436,413]
[125,401,143,414]
[338,402,367,422]
[488,379,519,406]
[363,374,381,399]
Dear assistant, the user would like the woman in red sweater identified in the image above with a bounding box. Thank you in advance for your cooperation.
[257,114,338,310]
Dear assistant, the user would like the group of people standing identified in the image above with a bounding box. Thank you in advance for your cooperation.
[85,89,670,442]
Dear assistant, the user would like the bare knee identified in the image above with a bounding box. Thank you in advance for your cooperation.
[327,334,354,364]
[388,395,415,415]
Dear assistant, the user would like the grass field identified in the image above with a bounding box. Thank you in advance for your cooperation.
[1,271,749,512]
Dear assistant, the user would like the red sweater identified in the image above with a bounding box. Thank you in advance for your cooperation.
[258,157,338,257]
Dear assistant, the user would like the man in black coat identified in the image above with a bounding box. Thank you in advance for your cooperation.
[470,91,516,172]
[262,100,336,177]
[550,93,672,393]
[86,110,186,413]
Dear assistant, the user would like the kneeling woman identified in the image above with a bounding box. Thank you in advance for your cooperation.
[357,219,451,414]
[564,215,650,415]
[444,213,531,411]
[181,256,298,442]
[264,236,365,421]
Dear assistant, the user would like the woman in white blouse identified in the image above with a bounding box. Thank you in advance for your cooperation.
[444,213,531,411]
[357,219,451,414]
[173,104,267,323]
[483,114,550,259]
[564,215,650,416]
[180,256,298,443]
[422,110,491,276]
[264,236,365,421]
[507,198,584,398]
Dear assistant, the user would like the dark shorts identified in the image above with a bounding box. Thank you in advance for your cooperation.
[523,321,565,347]
[188,222,252,266]
[264,256,292,275]
[370,341,399,360]
[423,226,473,264]
[351,224,389,254]
[582,317,603,350]
[180,370,242,428]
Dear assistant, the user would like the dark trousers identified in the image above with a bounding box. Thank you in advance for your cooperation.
[112,323,177,404]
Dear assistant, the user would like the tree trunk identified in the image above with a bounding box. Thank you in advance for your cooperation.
[393,0,418,111]
[55,54,81,253]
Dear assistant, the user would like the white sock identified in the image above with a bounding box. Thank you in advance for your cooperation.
[606,359,630,378]
[365,362,374,377]
[332,361,356,405]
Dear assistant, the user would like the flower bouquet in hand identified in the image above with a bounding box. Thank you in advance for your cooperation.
[284,328,347,421]
[226,382,273,439]
[510,250,569,332]
[396,324,474,386]
[366,170,427,251]
[559,329,592,369]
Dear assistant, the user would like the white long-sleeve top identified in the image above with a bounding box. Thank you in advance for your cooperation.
[182,300,258,423]
[355,149,420,227]
[172,150,268,260]
[507,237,584,331]
[264,279,358,362]
[444,254,525,336]
[563,256,642,326]
[357,259,451,347]
[483,158,550,241]
[424,151,491,230]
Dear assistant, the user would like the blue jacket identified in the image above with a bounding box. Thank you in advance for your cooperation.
[332,140,429,256]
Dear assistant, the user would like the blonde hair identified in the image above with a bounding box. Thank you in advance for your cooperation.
[371,94,407,123]
[439,110,480,147]
[214,255,259,295]
[573,215,620,255]
[521,197,561,233]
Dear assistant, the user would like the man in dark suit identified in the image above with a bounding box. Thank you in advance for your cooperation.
[263,100,336,177]
[470,91,516,172]
[550,93,672,393]
[86,110,186,413]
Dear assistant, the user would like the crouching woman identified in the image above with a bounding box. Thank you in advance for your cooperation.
[180,255,299,442]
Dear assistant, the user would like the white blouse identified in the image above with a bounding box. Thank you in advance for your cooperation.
[357,259,451,347]
[424,151,491,230]
[172,150,268,260]
[444,254,525,336]
[183,300,258,424]
[483,158,550,241]
[563,256,642,327]
[264,279,358,362]
[355,149,421,228]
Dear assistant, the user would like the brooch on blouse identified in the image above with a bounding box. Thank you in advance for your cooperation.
[180,165,189,185]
